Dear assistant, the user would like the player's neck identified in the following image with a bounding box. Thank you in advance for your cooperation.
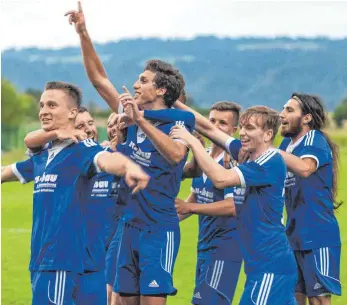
[210,144,223,159]
[142,99,167,110]
[291,126,311,144]
[250,143,272,161]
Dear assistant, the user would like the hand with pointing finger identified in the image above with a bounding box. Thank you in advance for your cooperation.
[65,1,87,35]
[120,86,143,123]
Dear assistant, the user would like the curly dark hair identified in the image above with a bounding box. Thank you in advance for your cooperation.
[144,60,184,108]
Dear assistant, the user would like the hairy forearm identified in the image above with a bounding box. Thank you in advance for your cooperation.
[136,117,186,164]
[1,165,19,183]
[189,138,240,188]
[79,30,107,82]
[279,150,316,178]
[190,198,236,216]
[24,130,56,149]
[79,30,120,113]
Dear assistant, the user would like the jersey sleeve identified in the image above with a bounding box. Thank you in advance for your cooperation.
[11,158,35,184]
[279,138,290,151]
[77,139,105,177]
[224,137,241,161]
[298,130,331,169]
[144,109,196,132]
[235,150,279,187]
[224,187,234,199]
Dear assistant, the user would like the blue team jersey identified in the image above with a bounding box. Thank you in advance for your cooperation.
[12,139,104,273]
[279,130,341,250]
[234,146,296,275]
[82,146,124,271]
[119,109,195,229]
[191,150,242,261]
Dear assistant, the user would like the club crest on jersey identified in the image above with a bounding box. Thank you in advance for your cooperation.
[137,127,146,143]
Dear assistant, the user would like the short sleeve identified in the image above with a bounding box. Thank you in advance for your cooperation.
[279,138,290,151]
[224,138,241,161]
[12,158,35,184]
[144,109,196,133]
[77,139,105,177]
[299,130,331,169]
[235,150,279,188]
[224,187,234,199]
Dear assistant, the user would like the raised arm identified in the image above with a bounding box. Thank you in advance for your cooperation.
[173,100,231,147]
[170,126,241,189]
[65,1,121,113]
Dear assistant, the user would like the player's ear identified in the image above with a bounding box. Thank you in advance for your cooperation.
[264,129,273,143]
[68,108,78,121]
[156,87,167,98]
[303,113,312,125]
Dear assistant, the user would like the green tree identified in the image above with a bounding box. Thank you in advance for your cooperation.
[333,97,347,127]
[1,79,35,126]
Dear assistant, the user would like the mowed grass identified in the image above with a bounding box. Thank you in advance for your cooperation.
[1,148,347,305]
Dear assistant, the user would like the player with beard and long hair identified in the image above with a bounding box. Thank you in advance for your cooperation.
[279,93,342,305]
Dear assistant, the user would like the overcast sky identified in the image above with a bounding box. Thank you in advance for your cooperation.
[1,0,347,50]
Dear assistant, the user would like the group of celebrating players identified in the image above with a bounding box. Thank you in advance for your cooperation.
[1,2,342,305]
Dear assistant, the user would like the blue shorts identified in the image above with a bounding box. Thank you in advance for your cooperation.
[31,271,79,305]
[76,270,106,305]
[105,218,122,286]
[105,216,121,251]
[240,272,297,305]
[114,221,180,295]
[295,246,341,297]
[191,256,241,305]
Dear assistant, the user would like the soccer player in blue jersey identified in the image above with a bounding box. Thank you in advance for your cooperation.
[279,93,342,305]
[1,81,149,305]
[170,106,298,305]
[66,3,195,305]
[174,101,243,305]
[25,107,126,305]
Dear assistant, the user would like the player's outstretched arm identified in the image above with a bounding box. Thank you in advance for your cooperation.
[170,126,241,189]
[1,166,19,183]
[65,1,121,113]
[176,197,236,217]
[279,150,317,178]
[173,100,231,148]
[97,152,150,193]
[24,129,88,149]
[121,92,187,164]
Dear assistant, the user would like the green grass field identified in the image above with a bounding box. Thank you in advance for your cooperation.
[1,148,347,305]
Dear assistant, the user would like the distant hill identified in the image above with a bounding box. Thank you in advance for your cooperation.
[2,37,347,110]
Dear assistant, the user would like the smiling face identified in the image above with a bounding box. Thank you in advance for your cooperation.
[39,89,78,131]
[280,98,307,138]
[132,70,164,109]
[238,107,279,158]
[209,110,237,136]
[75,111,98,141]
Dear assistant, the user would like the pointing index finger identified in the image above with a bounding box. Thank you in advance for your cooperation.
[78,1,83,13]
[122,86,131,94]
